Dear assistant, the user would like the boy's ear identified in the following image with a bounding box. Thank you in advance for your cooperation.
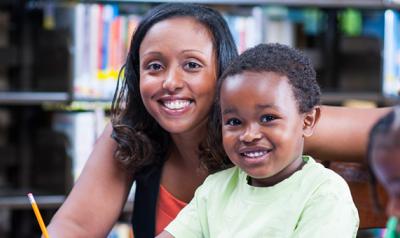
[303,106,321,138]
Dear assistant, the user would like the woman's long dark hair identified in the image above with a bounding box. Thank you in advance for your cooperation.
[111,3,238,175]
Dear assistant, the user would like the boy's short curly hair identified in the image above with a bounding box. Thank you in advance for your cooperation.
[219,43,321,113]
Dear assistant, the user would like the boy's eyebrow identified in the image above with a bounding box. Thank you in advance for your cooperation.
[222,107,236,115]
[222,104,276,114]
[256,104,274,109]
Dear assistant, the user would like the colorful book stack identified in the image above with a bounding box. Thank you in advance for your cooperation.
[73,3,140,100]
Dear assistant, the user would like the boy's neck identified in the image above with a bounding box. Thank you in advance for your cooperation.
[248,156,306,187]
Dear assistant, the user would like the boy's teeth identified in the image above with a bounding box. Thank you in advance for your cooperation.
[243,151,267,158]
[163,100,191,110]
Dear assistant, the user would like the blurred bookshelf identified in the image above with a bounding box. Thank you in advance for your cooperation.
[89,0,400,8]
[0,92,70,105]
[0,0,399,237]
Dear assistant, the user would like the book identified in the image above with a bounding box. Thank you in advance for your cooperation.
[73,3,140,100]
[383,9,400,98]
[52,111,107,182]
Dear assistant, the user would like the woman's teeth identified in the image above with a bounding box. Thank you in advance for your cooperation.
[163,100,191,110]
[242,151,268,158]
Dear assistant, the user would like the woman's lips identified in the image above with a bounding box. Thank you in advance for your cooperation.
[158,98,194,115]
[161,99,192,110]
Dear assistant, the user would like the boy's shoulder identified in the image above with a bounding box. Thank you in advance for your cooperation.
[205,166,240,184]
[197,166,241,193]
[304,156,353,199]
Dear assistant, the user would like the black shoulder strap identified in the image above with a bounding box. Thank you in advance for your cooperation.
[131,163,163,238]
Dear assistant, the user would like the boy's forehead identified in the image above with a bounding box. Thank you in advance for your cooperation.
[223,71,288,85]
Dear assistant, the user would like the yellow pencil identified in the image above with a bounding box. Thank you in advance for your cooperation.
[27,193,50,238]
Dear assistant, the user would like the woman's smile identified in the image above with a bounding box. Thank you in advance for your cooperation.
[157,97,194,116]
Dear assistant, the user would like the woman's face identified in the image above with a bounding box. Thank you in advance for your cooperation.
[139,17,217,135]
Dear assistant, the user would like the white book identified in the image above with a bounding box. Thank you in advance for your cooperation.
[53,111,105,182]
[383,9,400,97]
[263,6,295,47]
[264,19,295,47]
[73,4,85,98]
[89,4,100,98]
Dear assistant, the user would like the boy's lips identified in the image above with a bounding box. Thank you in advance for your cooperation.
[238,147,273,159]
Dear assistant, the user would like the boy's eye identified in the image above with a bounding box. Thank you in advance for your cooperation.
[225,118,241,126]
[260,115,276,123]
[146,62,163,71]
[184,61,202,71]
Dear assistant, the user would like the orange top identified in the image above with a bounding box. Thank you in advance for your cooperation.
[155,185,187,235]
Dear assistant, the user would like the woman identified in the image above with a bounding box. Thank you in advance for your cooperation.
[46,3,389,237]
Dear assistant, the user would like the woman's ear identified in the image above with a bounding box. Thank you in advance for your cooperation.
[303,106,321,138]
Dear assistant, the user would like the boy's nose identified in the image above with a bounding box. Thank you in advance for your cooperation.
[239,124,262,143]
[162,69,184,92]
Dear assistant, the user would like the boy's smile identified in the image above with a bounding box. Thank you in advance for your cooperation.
[220,71,318,187]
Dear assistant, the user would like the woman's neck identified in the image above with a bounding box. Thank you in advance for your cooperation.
[161,124,209,202]
[169,120,208,168]
[170,134,204,168]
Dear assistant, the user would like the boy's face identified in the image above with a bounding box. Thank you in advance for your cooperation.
[371,132,400,218]
[220,71,319,187]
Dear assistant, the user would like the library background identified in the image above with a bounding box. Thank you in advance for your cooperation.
[0,0,399,237]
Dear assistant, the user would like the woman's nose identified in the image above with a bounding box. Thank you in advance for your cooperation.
[162,68,184,92]
[239,124,262,143]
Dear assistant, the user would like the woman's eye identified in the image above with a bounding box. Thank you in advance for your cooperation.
[225,118,241,126]
[184,61,202,71]
[260,115,276,123]
[146,63,163,71]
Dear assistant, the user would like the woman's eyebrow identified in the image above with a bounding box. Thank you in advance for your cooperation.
[181,49,207,55]
[141,51,163,57]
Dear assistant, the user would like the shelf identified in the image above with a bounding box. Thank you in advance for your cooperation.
[0,195,133,212]
[89,0,400,8]
[0,92,70,105]
[0,195,65,209]
[321,92,391,104]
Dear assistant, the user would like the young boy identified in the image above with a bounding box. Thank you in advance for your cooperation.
[157,43,359,238]
[367,107,400,237]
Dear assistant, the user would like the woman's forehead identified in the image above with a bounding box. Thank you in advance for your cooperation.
[140,17,215,54]
[149,17,212,39]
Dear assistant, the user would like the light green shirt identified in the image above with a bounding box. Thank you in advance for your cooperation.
[165,156,359,238]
